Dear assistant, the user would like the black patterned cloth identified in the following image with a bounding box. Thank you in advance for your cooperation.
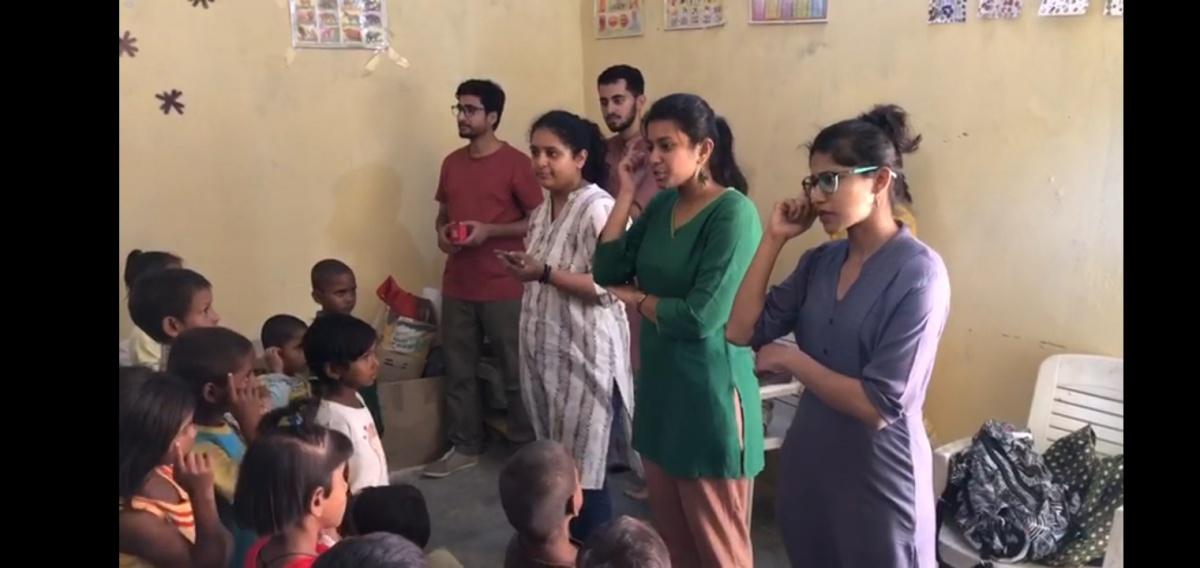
[946,420,1071,562]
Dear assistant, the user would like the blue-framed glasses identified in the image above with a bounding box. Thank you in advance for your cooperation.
[802,166,893,195]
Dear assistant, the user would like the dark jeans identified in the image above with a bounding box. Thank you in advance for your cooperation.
[570,479,613,543]
[441,297,534,455]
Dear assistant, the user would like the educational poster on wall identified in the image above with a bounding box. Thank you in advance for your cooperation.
[595,0,644,39]
[1038,0,1089,16]
[928,0,967,24]
[664,0,726,31]
[291,0,389,50]
[749,0,828,24]
[1104,0,1122,16]
[979,0,1023,19]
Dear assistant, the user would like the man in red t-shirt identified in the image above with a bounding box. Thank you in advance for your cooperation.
[424,79,543,479]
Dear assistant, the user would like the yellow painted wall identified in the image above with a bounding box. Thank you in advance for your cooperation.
[579,1,1122,442]
[119,0,584,337]
[120,0,1122,445]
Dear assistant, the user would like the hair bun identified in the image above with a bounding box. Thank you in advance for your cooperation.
[859,104,922,155]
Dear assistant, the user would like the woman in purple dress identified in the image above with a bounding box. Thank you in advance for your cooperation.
[727,104,950,567]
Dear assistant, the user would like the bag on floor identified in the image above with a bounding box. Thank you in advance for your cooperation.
[938,420,1071,563]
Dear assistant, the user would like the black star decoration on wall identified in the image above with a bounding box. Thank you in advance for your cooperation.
[190,0,214,8]
[156,90,185,115]
[119,31,138,57]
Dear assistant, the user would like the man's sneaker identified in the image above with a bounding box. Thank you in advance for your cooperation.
[421,448,479,478]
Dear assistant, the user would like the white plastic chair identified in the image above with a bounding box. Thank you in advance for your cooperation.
[933,354,1124,568]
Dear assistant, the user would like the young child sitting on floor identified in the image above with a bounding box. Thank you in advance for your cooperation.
[260,314,313,411]
[311,259,358,318]
[576,516,671,568]
[119,366,231,568]
[350,485,463,568]
[499,440,583,568]
[234,406,353,568]
[305,313,390,493]
[129,267,220,367]
[310,258,384,435]
[123,249,183,370]
[312,533,427,568]
[168,327,266,568]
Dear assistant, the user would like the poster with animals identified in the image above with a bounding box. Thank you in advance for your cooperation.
[291,0,389,49]
[595,0,644,39]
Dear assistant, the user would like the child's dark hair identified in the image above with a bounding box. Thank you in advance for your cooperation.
[456,78,507,129]
[577,516,671,568]
[351,485,432,548]
[166,327,255,400]
[234,414,353,535]
[597,64,645,97]
[124,249,182,289]
[311,259,354,292]
[498,440,578,543]
[129,268,212,343]
[311,533,427,568]
[119,367,195,501]
[303,313,377,393]
[530,110,608,189]
[809,104,922,207]
[642,93,748,195]
[262,314,308,350]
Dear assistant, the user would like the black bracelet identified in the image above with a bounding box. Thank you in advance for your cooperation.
[539,263,552,284]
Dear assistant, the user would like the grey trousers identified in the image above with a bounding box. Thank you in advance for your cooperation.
[441,297,534,455]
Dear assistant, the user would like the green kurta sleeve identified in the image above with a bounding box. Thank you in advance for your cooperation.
[654,198,761,340]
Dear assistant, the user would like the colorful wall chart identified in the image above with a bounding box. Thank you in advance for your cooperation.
[291,0,388,49]
[749,0,828,24]
[748,0,825,23]
[664,0,726,31]
[596,0,644,39]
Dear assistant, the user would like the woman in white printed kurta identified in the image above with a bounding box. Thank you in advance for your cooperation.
[497,110,634,543]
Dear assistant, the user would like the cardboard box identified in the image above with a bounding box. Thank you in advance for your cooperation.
[375,316,437,382]
[377,374,448,469]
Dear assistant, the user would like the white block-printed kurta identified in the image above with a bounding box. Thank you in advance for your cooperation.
[519,183,634,490]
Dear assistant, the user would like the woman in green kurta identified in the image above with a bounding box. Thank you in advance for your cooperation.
[593,93,763,568]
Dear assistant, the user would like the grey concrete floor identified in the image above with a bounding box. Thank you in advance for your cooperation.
[401,442,791,567]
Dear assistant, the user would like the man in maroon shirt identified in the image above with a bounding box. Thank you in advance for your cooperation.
[424,79,543,478]
[598,65,658,215]
[597,65,658,500]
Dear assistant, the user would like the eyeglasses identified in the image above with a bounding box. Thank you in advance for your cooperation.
[801,166,894,195]
[450,104,485,117]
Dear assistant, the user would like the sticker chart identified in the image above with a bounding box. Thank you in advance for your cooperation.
[1038,0,1090,17]
[664,0,726,31]
[979,0,1023,19]
[749,0,828,24]
[928,0,967,24]
[595,0,644,39]
[291,0,389,50]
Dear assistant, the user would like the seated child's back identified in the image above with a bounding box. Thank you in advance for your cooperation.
[350,485,462,568]
[576,516,671,568]
[499,440,583,568]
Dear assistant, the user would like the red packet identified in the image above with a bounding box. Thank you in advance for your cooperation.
[376,276,422,320]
